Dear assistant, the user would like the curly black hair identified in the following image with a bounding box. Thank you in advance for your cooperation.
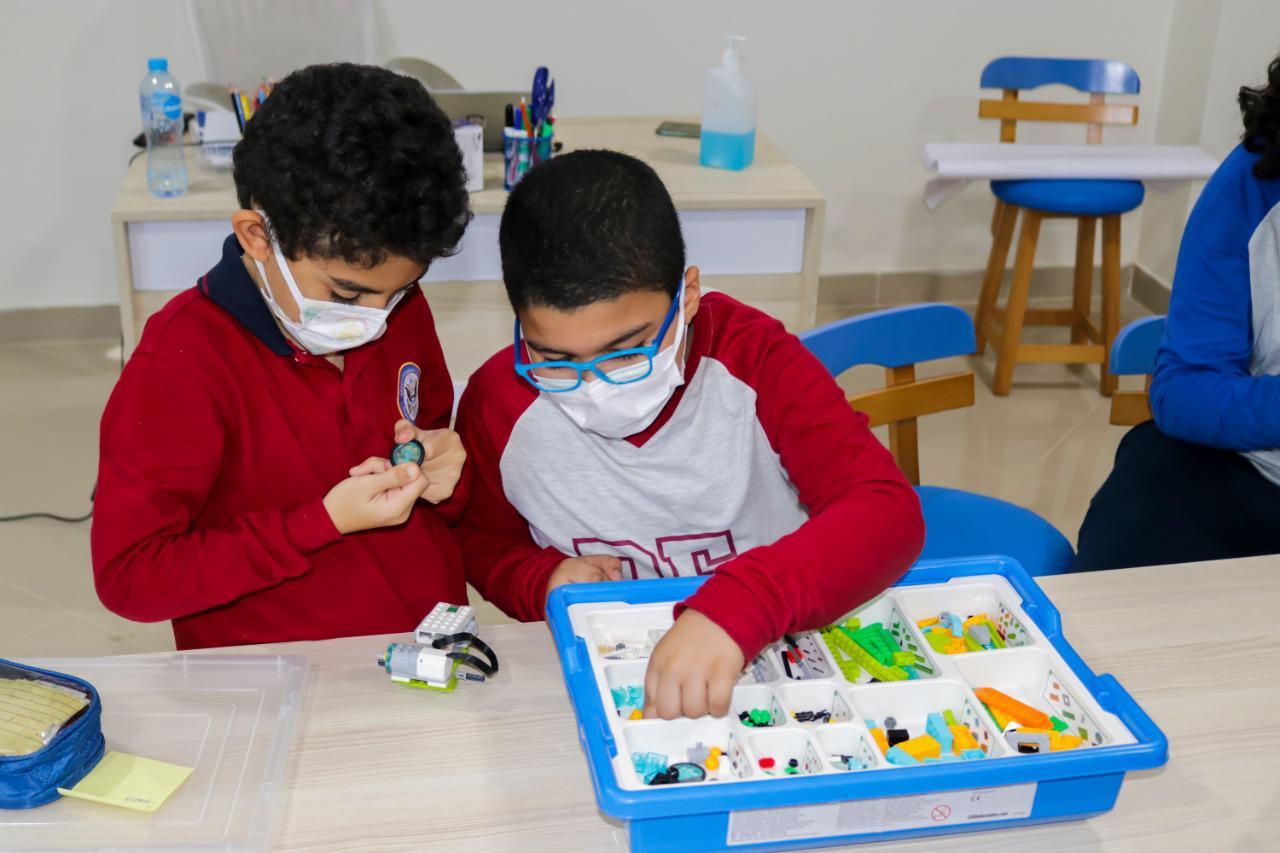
[1240,52,1280,180]
[499,150,685,311]
[233,63,471,268]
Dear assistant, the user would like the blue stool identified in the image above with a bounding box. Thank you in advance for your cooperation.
[800,304,1073,575]
[974,56,1143,398]
[1108,315,1166,426]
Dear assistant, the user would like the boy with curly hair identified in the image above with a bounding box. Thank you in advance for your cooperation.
[92,63,472,648]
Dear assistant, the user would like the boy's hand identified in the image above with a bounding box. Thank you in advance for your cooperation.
[643,610,744,720]
[546,555,623,595]
[323,457,430,534]
[393,419,466,504]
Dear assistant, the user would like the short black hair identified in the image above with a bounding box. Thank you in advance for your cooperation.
[499,149,685,311]
[1240,52,1280,180]
[233,62,471,268]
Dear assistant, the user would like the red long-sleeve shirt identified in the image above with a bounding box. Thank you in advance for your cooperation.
[455,291,923,660]
[91,234,467,649]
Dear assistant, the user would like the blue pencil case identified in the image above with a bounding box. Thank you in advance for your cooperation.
[0,659,105,809]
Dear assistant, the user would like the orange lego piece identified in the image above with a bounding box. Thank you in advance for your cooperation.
[973,687,1051,729]
[629,708,643,720]
[871,727,889,755]
[899,734,941,761]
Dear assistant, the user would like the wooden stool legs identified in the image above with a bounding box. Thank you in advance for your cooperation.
[976,200,1017,355]
[1071,217,1097,345]
[992,210,1042,396]
[1099,215,1122,397]
[978,204,1124,397]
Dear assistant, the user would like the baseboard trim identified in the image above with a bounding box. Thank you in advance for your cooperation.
[0,305,121,345]
[1131,264,1171,314]
[820,263,1134,308]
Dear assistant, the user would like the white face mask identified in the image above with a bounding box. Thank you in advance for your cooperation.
[541,289,689,439]
[253,212,405,355]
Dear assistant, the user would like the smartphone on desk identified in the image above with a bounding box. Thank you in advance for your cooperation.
[656,121,701,139]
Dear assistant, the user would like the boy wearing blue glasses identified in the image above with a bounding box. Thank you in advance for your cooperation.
[456,150,923,720]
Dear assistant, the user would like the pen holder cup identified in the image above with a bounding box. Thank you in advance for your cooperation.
[504,128,554,191]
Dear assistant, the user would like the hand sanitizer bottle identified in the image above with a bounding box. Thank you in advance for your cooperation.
[700,35,756,170]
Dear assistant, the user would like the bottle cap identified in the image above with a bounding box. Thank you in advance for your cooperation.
[148,57,168,72]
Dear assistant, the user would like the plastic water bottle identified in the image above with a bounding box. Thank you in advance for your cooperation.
[139,57,188,198]
[700,35,756,171]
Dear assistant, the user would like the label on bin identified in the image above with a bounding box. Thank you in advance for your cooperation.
[726,783,1037,845]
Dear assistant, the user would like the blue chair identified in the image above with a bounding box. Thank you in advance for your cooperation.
[800,304,1074,575]
[974,57,1142,398]
[1108,315,1166,425]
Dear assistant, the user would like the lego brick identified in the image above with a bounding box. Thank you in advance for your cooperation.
[898,734,942,761]
[974,687,1052,729]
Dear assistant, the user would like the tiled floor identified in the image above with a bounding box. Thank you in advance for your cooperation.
[0,302,1147,656]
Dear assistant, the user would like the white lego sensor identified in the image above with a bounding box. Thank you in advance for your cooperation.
[415,603,478,645]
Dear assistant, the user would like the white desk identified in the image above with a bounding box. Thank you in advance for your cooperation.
[112,118,826,378]
[152,556,1279,851]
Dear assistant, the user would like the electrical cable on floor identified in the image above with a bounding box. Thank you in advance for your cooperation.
[0,483,95,524]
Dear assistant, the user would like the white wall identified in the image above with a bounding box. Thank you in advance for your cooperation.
[0,0,1193,312]
[1134,0,1280,286]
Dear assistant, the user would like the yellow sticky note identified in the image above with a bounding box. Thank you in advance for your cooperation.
[57,751,192,813]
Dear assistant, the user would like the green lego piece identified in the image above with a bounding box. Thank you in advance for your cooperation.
[1051,716,1070,732]
[821,627,865,682]
[963,633,983,652]
[842,617,861,632]
[925,629,954,654]
[943,709,958,726]
[851,623,904,667]
[749,708,772,726]
[843,636,909,682]
[892,650,915,668]
[986,619,1007,648]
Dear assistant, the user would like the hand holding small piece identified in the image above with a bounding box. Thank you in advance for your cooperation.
[393,419,466,503]
[323,457,430,534]
[643,609,744,721]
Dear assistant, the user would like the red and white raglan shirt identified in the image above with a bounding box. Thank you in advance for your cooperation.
[92,234,468,649]
[455,291,924,660]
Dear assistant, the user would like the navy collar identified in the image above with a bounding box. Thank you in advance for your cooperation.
[199,234,294,356]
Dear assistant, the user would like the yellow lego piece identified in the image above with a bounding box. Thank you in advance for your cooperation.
[963,613,992,628]
[629,709,643,720]
[917,616,940,628]
[988,705,1014,730]
[899,734,941,761]
[1050,733,1083,751]
[871,727,889,755]
[949,724,979,755]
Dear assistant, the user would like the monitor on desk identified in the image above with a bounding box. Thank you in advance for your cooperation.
[430,90,527,153]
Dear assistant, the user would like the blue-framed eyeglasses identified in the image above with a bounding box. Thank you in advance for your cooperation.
[513,286,682,393]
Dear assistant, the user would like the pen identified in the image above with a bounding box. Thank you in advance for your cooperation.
[240,91,253,120]
[228,89,245,133]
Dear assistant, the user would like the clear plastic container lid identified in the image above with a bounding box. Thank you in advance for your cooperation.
[1,654,308,852]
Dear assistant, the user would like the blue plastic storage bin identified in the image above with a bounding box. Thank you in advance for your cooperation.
[546,556,1167,852]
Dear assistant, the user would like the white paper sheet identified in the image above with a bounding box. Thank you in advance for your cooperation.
[922,143,1219,210]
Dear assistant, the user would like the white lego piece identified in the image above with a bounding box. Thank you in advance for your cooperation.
[415,603,478,644]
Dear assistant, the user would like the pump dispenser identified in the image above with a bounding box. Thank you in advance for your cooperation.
[700,35,757,170]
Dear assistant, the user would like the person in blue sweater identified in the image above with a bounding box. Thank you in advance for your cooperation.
[1075,54,1280,570]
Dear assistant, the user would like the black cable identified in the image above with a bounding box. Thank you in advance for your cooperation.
[0,483,95,524]
[431,632,499,677]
